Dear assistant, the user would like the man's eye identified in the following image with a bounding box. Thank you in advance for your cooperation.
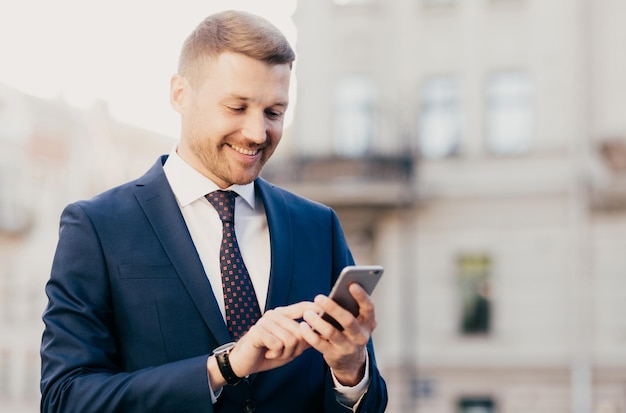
[228,106,245,113]
[266,110,284,120]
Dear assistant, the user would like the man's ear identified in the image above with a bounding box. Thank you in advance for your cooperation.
[170,74,188,114]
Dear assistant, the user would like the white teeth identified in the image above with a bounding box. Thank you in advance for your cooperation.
[230,144,259,156]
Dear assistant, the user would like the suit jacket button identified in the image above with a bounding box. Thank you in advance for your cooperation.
[243,399,256,413]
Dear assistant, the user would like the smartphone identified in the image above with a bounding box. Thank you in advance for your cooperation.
[320,265,384,331]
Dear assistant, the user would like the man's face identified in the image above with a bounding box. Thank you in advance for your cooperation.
[171,52,291,188]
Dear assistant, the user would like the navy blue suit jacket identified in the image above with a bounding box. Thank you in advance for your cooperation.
[41,156,387,412]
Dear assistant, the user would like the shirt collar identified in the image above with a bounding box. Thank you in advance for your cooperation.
[163,147,256,209]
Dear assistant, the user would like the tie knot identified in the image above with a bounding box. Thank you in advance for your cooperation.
[206,190,237,223]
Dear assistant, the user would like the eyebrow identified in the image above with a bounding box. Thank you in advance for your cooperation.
[223,94,288,108]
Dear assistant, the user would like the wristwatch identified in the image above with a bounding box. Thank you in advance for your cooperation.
[213,342,242,386]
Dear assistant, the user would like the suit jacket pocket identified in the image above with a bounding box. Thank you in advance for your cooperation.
[118,264,179,279]
[114,263,210,369]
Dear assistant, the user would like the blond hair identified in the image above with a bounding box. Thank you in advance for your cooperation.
[178,10,295,84]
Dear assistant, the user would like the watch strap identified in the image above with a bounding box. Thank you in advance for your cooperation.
[216,349,242,386]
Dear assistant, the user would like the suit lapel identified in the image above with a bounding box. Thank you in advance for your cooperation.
[256,178,295,310]
[130,160,295,342]
[134,157,231,344]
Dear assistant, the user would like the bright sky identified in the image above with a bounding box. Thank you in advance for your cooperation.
[0,0,298,138]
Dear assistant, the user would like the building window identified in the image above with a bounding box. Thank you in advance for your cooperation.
[418,75,462,159]
[0,349,9,398]
[458,254,492,335]
[333,74,377,157]
[0,165,33,235]
[25,351,40,399]
[485,70,532,155]
[459,397,496,413]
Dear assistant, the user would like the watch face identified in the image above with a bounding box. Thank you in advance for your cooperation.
[213,342,236,354]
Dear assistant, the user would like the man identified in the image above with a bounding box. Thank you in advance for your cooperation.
[40,10,387,413]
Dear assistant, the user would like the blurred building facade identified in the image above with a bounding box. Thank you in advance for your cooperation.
[0,83,173,411]
[267,0,626,412]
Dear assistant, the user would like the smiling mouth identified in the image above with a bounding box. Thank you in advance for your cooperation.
[230,144,260,156]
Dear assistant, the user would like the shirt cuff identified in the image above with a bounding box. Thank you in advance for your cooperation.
[207,356,222,404]
[209,384,222,404]
[331,350,371,410]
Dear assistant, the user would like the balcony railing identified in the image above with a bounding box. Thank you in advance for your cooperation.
[262,154,416,207]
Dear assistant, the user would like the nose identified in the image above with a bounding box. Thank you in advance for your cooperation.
[241,111,268,144]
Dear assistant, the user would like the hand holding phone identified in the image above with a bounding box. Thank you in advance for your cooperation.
[320,265,383,331]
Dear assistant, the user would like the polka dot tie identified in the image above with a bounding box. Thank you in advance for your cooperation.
[206,190,261,339]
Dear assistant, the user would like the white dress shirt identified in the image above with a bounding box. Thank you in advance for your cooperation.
[162,148,368,409]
